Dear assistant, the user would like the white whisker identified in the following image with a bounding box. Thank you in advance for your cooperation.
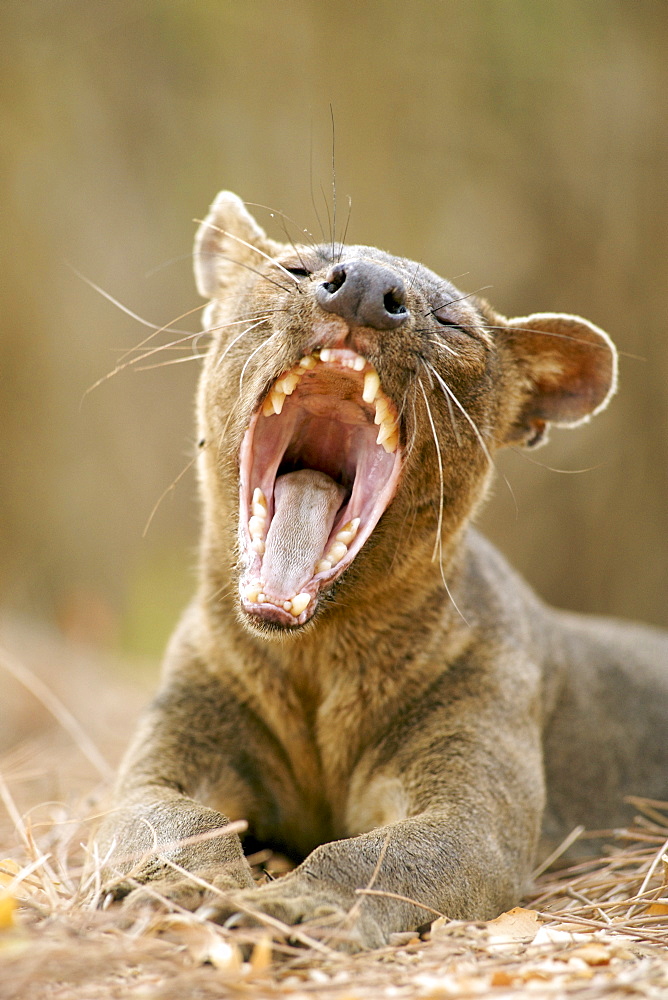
[84,327,208,400]
[196,220,301,291]
[214,318,270,372]
[239,330,282,393]
[422,360,462,447]
[417,378,469,626]
[398,386,419,463]
[135,354,208,371]
[423,359,516,513]
[114,303,209,365]
[426,337,459,358]
[244,201,318,249]
[423,360,493,467]
[143,455,198,538]
[67,263,205,343]
[417,378,445,565]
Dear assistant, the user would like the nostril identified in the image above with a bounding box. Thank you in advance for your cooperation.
[322,264,347,295]
[383,289,407,316]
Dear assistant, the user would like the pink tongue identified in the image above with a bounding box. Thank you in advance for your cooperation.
[261,470,346,601]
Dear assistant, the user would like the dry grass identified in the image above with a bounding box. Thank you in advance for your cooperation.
[1,631,667,999]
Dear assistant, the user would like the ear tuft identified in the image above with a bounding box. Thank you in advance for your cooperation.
[194,191,279,299]
[501,312,618,448]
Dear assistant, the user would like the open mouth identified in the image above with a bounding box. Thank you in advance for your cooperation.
[238,347,403,627]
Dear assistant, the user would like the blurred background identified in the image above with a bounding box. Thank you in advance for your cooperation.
[2,0,667,669]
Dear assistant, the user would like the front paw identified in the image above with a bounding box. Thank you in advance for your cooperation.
[198,874,389,952]
[96,866,249,918]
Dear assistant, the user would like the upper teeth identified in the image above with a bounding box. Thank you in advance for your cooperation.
[362,370,380,404]
[376,420,397,446]
[260,353,400,454]
[374,397,390,424]
[276,372,300,395]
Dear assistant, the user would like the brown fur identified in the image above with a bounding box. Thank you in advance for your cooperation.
[95,192,668,950]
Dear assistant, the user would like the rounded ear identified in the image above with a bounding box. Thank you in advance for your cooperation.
[194,191,284,299]
[501,312,618,448]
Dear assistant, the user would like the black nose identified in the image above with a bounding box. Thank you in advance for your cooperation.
[315,260,409,330]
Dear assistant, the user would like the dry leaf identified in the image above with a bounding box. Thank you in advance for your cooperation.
[647,902,668,916]
[569,942,612,966]
[490,969,515,986]
[486,906,541,944]
[0,892,16,930]
[520,966,552,982]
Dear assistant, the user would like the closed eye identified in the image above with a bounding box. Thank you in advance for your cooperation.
[284,266,312,278]
[432,309,464,332]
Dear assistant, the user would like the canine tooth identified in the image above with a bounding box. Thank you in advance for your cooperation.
[315,559,332,574]
[374,397,390,425]
[244,584,261,603]
[290,593,310,616]
[326,541,348,564]
[320,348,332,362]
[353,355,366,372]
[381,430,399,453]
[252,488,267,514]
[363,370,380,404]
[261,395,275,417]
[299,355,317,369]
[249,515,266,539]
[335,518,360,546]
[282,372,300,394]
[271,390,286,414]
[376,419,397,445]
[251,539,265,554]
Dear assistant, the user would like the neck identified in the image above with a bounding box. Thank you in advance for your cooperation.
[200,525,472,682]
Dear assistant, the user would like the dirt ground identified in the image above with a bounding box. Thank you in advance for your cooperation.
[1,617,667,1000]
